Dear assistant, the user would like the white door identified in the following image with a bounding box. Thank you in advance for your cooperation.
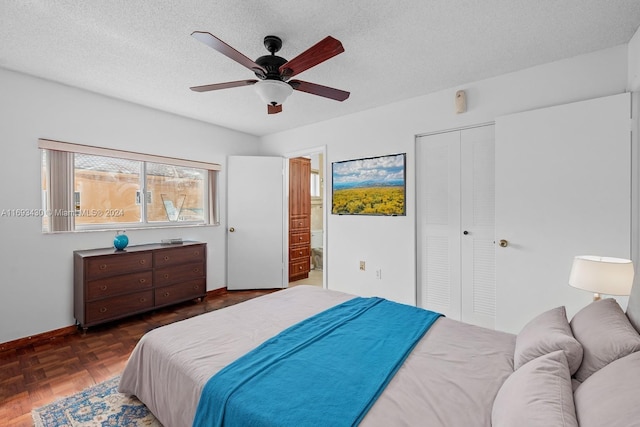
[460,126,496,328]
[495,93,631,333]
[227,156,285,290]
[416,125,495,328]
[417,130,462,320]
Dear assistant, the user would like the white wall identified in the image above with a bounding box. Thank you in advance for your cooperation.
[627,27,640,298]
[628,27,640,92]
[0,68,260,343]
[260,45,629,309]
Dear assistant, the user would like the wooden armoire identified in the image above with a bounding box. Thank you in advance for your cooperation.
[289,157,311,281]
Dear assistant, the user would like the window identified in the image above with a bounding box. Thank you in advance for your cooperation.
[40,139,220,232]
[310,170,321,198]
[73,154,142,226]
[146,162,207,223]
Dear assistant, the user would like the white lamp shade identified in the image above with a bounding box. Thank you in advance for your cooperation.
[254,80,293,106]
[569,255,635,296]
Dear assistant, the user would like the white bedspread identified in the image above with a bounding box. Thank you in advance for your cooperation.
[119,285,515,426]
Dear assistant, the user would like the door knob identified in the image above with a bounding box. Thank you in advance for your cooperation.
[229,227,235,232]
[499,239,508,247]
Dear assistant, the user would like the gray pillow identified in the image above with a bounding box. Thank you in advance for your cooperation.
[514,306,583,374]
[492,350,578,427]
[570,298,640,382]
[574,351,640,427]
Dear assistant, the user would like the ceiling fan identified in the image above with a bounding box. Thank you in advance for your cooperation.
[190,32,350,114]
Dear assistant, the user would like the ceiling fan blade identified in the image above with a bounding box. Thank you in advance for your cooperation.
[289,80,350,101]
[190,80,258,92]
[279,36,344,79]
[191,31,267,78]
[268,104,283,114]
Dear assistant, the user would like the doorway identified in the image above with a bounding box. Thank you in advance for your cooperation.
[287,147,326,289]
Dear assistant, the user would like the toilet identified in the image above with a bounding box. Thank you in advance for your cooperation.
[310,230,323,270]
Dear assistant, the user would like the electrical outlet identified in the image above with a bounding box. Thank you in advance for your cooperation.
[359,261,365,271]
[375,269,382,280]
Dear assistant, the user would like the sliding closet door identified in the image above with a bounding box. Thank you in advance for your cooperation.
[417,131,462,320]
[417,125,495,328]
[460,126,496,328]
[495,93,631,333]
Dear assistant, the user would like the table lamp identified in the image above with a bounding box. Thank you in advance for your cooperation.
[568,255,635,301]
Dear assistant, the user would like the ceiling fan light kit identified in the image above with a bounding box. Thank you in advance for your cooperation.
[254,79,293,106]
[190,32,349,114]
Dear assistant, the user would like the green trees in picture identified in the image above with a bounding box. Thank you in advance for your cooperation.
[332,153,406,216]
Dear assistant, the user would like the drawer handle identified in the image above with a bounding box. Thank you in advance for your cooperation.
[163,256,169,261]
[299,237,303,241]
[139,259,146,265]
[299,266,303,270]
[299,222,303,226]
[99,264,107,270]
[193,284,200,290]
[299,251,303,255]
[139,297,146,303]
[99,307,107,313]
[163,273,169,279]
[193,268,200,273]
[194,251,200,256]
[163,292,170,297]
[139,278,146,284]
[100,285,108,291]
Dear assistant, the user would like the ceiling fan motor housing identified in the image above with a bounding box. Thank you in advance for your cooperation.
[254,36,288,80]
[255,54,287,80]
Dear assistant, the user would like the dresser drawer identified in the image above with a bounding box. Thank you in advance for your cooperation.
[86,252,152,280]
[289,215,309,230]
[85,290,153,324]
[154,262,204,287]
[87,271,153,301]
[290,231,310,246]
[289,258,310,277]
[289,245,310,261]
[154,245,205,267]
[155,279,206,307]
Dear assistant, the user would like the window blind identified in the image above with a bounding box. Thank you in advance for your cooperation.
[38,139,222,171]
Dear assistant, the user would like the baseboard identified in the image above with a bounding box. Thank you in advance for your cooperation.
[0,325,78,353]
[206,287,227,297]
[0,287,228,353]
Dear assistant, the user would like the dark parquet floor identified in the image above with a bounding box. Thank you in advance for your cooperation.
[0,288,276,427]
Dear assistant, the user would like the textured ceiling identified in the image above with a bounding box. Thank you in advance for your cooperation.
[1,1,640,136]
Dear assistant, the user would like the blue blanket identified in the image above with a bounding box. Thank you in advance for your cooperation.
[192,297,442,427]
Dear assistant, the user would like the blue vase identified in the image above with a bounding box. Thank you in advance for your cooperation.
[114,231,129,250]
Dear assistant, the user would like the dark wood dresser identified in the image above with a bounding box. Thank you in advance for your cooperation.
[74,241,206,330]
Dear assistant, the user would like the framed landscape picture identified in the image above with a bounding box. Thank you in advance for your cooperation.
[331,153,406,216]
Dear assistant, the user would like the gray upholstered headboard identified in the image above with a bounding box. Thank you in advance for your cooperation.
[627,279,640,333]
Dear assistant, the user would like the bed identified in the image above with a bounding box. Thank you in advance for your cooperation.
[119,284,640,427]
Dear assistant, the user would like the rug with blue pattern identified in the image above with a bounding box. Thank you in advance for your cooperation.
[32,376,161,427]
